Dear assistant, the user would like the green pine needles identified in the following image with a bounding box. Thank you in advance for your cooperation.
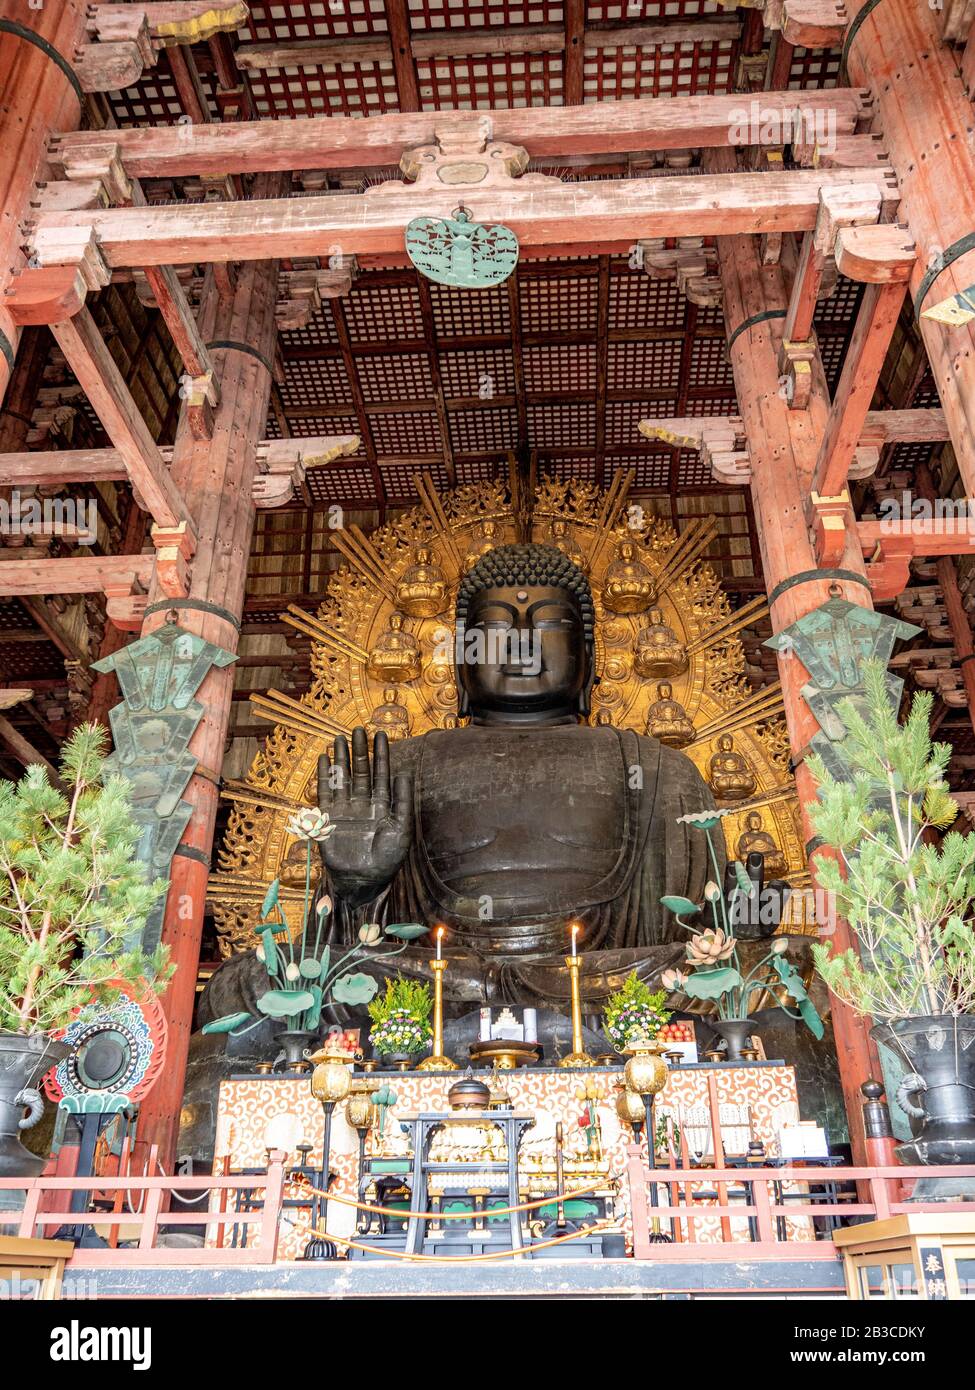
[809,659,975,1021]
[0,723,171,1035]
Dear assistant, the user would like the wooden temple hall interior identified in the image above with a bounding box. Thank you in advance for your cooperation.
[4,0,975,1303]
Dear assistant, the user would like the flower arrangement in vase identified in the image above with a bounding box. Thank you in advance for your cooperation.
[659,811,824,1059]
[603,971,671,1052]
[368,977,434,1063]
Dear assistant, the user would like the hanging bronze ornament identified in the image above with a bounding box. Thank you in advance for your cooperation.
[405,206,519,289]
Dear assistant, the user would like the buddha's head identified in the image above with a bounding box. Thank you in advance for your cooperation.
[389,612,404,631]
[719,733,734,752]
[455,543,595,724]
[647,606,663,627]
[657,681,673,700]
[746,811,763,832]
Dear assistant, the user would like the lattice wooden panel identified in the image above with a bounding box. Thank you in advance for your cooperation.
[584,37,735,102]
[431,282,511,338]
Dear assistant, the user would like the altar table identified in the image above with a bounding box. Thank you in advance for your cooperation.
[212,1061,810,1259]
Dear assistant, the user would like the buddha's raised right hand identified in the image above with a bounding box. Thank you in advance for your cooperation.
[316,728,414,908]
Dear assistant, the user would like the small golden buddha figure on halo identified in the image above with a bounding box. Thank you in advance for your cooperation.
[633,606,688,680]
[548,519,586,572]
[645,681,695,749]
[602,539,656,615]
[368,686,412,742]
[280,840,322,888]
[595,709,614,728]
[464,519,504,570]
[395,545,449,618]
[365,611,421,684]
[737,810,788,879]
[708,733,757,802]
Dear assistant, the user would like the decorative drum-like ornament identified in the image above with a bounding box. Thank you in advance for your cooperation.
[615,1085,646,1130]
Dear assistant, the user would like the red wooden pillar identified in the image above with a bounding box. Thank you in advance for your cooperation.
[0,1,88,404]
[711,184,881,1164]
[136,253,280,1169]
[846,0,975,498]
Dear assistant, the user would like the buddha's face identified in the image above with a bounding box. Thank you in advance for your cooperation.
[457,583,591,724]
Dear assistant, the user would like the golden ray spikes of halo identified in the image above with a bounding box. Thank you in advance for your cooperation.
[650,517,719,596]
[206,872,308,927]
[584,468,635,572]
[690,682,785,743]
[249,689,349,744]
[330,525,398,603]
[220,778,308,816]
[685,596,770,657]
[281,605,369,664]
[414,471,464,572]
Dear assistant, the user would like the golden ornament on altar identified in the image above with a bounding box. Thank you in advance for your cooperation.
[737,810,788,879]
[645,681,695,749]
[395,544,449,617]
[633,606,688,680]
[708,733,757,801]
[368,686,411,741]
[602,539,656,615]
[309,1047,353,1104]
[615,1084,646,1131]
[365,611,421,684]
[623,1039,669,1098]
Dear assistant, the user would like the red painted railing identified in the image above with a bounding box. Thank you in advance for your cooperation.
[0,1150,287,1267]
[3,1152,974,1267]
[624,1148,975,1260]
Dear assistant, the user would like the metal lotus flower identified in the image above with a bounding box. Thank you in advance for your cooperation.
[686,927,737,966]
[286,807,334,842]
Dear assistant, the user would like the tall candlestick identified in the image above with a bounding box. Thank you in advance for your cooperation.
[559,952,594,1069]
[416,956,458,1071]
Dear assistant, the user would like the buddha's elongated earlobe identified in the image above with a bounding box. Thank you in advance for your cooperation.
[577,642,596,719]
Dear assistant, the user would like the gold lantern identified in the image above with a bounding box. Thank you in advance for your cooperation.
[309,1047,353,1105]
[345,1080,375,1134]
[615,1084,646,1132]
[623,1039,669,1098]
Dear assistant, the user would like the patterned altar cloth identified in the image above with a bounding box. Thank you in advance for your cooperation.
[210,1062,814,1258]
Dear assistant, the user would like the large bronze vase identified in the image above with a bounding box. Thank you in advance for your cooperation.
[0,1033,69,1181]
[873,1015,975,1171]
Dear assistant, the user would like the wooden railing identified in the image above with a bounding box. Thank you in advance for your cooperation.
[0,1151,287,1267]
[624,1151,975,1260]
[3,1152,974,1267]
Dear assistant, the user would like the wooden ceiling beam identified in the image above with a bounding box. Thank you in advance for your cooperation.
[385,0,420,112]
[233,17,738,71]
[47,90,867,180]
[0,434,359,500]
[29,169,898,271]
[811,281,909,497]
[0,554,154,597]
[49,308,197,542]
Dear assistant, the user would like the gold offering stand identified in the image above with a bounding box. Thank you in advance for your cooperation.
[469,1039,541,1069]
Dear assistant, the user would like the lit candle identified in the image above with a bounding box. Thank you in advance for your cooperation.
[436,924,444,961]
[570,922,579,958]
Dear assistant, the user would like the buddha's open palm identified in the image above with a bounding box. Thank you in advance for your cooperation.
[316,728,413,906]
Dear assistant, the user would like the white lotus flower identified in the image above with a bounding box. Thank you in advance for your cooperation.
[285,961,301,981]
[286,807,334,842]
[359,922,382,945]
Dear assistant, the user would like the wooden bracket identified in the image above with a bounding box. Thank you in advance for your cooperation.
[42,139,132,203]
[810,488,852,566]
[73,3,248,93]
[637,236,723,308]
[150,521,194,598]
[3,265,88,327]
[180,370,218,441]
[813,182,884,258]
[393,124,560,194]
[275,264,356,332]
[862,537,915,603]
[770,0,848,49]
[859,512,975,601]
[778,338,816,409]
[252,434,361,508]
[834,223,916,284]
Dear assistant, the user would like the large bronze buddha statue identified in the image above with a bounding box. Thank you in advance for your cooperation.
[202,544,722,1020]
